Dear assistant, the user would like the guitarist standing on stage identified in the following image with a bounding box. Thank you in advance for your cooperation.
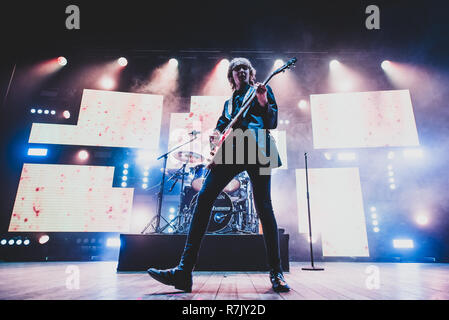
[147,57,290,293]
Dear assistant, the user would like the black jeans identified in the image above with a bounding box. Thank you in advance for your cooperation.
[178,164,282,273]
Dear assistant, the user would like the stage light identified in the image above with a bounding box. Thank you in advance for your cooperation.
[337,152,356,161]
[142,183,148,189]
[142,177,148,182]
[274,59,284,69]
[1,239,7,245]
[387,164,393,170]
[39,235,50,244]
[37,109,43,114]
[58,56,68,66]
[219,59,230,68]
[23,239,30,245]
[416,215,429,226]
[121,182,127,187]
[51,110,56,115]
[373,227,380,233]
[16,239,22,245]
[123,163,129,169]
[393,239,414,249]
[122,176,128,181]
[388,171,394,177]
[8,239,14,245]
[63,110,71,119]
[31,108,36,113]
[324,152,332,160]
[403,148,423,159]
[123,169,128,175]
[28,148,48,156]
[44,109,49,115]
[167,227,174,233]
[169,207,175,214]
[78,150,89,161]
[390,184,396,190]
[106,238,121,248]
[117,57,128,67]
[168,214,175,220]
[370,206,377,212]
[169,58,178,67]
[100,76,115,90]
[372,220,378,226]
[371,213,377,219]
[389,178,395,183]
[285,120,290,125]
[329,59,340,69]
[381,60,391,70]
[143,171,149,176]
[279,120,284,125]
[298,99,308,110]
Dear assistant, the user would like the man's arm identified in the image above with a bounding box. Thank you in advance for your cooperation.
[215,100,231,133]
[261,85,278,129]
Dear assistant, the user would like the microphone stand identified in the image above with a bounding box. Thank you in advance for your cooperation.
[141,134,199,234]
[301,152,324,271]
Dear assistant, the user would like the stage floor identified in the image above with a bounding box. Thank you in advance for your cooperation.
[0,261,448,300]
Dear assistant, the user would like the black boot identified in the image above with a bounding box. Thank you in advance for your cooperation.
[147,266,193,293]
[269,270,290,293]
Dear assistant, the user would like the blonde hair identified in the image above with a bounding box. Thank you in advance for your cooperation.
[227,57,256,90]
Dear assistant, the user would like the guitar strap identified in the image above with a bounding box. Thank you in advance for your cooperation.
[225,85,256,121]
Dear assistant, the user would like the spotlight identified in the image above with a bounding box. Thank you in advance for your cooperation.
[285,120,290,125]
[28,148,48,156]
[117,57,128,67]
[390,184,396,190]
[370,206,377,212]
[337,152,356,161]
[1,239,7,245]
[142,177,148,182]
[44,110,49,115]
[123,163,129,169]
[381,60,391,70]
[324,152,332,160]
[372,220,378,226]
[106,238,121,248]
[169,58,178,67]
[169,207,175,214]
[167,227,174,233]
[16,239,22,245]
[416,215,429,226]
[63,110,71,119]
[123,169,128,175]
[31,108,36,113]
[298,100,308,110]
[51,110,56,115]
[100,76,115,90]
[78,150,89,161]
[329,59,340,69]
[274,59,284,69]
[37,109,43,114]
[371,213,377,219]
[168,214,175,220]
[121,182,127,187]
[143,171,149,177]
[393,239,414,249]
[142,183,148,189]
[373,227,380,233]
[23,239,30,246]
[38,235,50,244]
[58,56,68,66]
[8,239,14,245]
[122,176,128,181]
[219,59,230,68]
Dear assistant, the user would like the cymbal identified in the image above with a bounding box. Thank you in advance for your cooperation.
[173,151,204,163]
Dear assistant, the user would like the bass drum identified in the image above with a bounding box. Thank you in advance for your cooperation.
[187,191,234,233]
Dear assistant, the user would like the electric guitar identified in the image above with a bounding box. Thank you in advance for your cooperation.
[206,57,297,169]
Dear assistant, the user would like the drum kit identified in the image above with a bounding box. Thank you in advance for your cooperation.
[163,150,259,235]
[141,131,259,235]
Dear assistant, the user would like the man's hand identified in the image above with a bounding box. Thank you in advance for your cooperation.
[255,82,268,107]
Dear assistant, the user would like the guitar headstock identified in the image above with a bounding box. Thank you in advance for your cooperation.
[272,57,297,76]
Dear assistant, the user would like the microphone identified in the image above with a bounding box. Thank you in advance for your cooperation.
[188,130,201,136]
[169,178,178,192]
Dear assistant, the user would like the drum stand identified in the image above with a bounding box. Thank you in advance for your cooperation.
[141,136,198,234]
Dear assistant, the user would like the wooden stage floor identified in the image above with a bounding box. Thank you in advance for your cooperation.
[0,261,448,300]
